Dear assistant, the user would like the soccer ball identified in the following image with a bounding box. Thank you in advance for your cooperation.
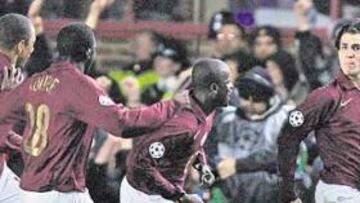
[149,142,165,159]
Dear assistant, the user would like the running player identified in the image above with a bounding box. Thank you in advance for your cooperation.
[278,21,360,203]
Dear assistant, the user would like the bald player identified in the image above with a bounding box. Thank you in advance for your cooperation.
[121,58,233,203]
[0,13,36,203]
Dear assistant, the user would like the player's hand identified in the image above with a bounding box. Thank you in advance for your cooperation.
[91,0,115,13]
[290,198,303,203]
[173,90,190,107]
[1,66,24,91]
[179,193,204,203]
[200,165,215,187]
[217,158,236,179]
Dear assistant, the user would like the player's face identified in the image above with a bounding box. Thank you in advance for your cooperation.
[214,66,233,107]
[17,25,36,68]
[253,35,278,60]
[338,33,360,79]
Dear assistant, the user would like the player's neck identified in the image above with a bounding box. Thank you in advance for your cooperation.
[76,62,86,73]
[193,90,215,116]
[348,73,360,90]
[0,48,17,66]
[57,56,86,73]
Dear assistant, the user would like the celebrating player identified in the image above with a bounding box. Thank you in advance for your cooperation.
[0,23,187,203]
[0,13,36,203]
[278,21,360,203]
[120,58,233,203]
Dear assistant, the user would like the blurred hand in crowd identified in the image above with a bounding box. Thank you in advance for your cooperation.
[290,198,303,203]
[294,0,314,31]
[217,158,236,179]
[294,0,314,16]
[121,76,142,107]
[96,75,112,93]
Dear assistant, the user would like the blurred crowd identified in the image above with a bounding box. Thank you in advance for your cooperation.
[2,0,360,202]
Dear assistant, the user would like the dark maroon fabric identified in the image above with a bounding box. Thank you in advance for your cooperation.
[278,72,360,202]
[0,61,179,192]
[0,52,12,177]
[126,96,215,200]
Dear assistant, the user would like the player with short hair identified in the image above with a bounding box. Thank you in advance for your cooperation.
[121,58,233,203]
[0,13,36,203]
[278,21,360,203]
[0,23,187,203]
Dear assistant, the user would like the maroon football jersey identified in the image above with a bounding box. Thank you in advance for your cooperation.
[0,52,14,177]
[0,61,180,192]
[126,95,215,200]
[278,72,360,202]
[0,52,11,88]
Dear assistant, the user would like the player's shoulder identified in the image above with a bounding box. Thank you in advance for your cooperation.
[169,108,202,134]
[59,64,98,89]
[307,82,341,103]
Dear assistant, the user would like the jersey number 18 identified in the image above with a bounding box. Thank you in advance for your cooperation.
[24,103,50,156]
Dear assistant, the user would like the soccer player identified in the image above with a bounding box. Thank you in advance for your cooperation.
[0,23,187,203]
[278,21,360,203]
[0,13,36,203]
[120,58,233,203]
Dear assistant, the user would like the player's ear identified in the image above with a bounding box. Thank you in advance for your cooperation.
[15,40,26,56]
[210,82,219,97]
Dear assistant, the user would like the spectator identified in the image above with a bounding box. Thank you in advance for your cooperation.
[126,31,164,75]
[209,11,248,58]
[249,25,282,66]
[141,38,189,105]
[206,67,302,203]
[222,51,256,107]
[266,51,300,102]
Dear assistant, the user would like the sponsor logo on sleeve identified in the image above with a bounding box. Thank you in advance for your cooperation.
[289,110,304,127]
[98,95,115,106]
[149,142,165,159]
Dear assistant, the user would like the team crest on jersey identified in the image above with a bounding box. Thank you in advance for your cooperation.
[149,142,165,159]
[98,95,115,106]
[289,110,304,127]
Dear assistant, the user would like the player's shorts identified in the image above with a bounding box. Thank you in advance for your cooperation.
[21,188,94,203]
[0,161,21,203]
[315,180,360,203]
[120,176,174,203]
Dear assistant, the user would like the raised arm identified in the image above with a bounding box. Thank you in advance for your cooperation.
[85,0,115,29]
